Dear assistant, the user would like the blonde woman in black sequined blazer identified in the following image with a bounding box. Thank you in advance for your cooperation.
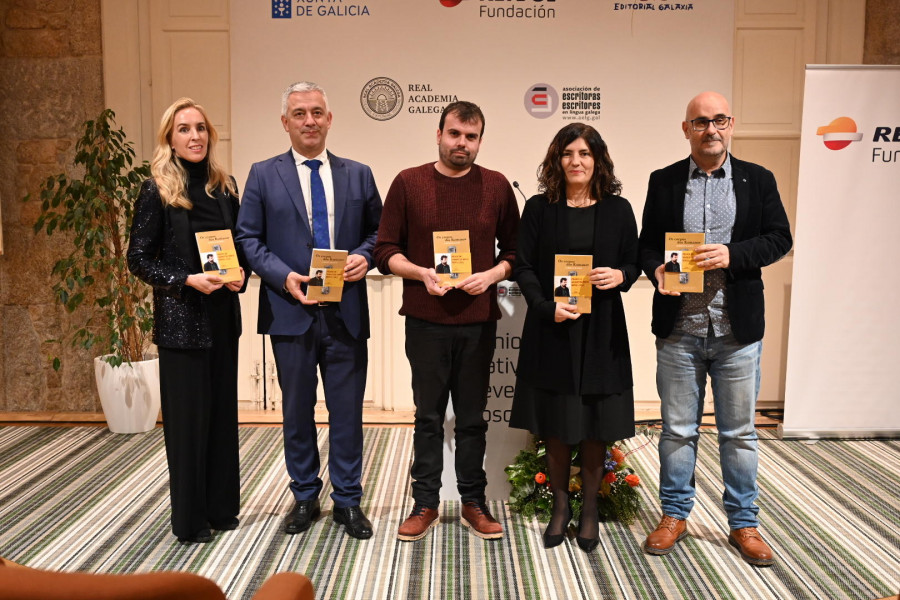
[127,98,251,544]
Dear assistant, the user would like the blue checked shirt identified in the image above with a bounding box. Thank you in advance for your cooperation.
[676,156,736,338]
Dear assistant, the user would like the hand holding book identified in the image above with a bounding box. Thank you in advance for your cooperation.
[455,261,510,296]
[421,267,451,296]
[554,302,581,323]
[224,267,245,291]
[590,266,623,290]
[284,271,320,305]
[343,253,370,282]
[693,244,730,270]
[653,263,681,296]
[186,272,226,295]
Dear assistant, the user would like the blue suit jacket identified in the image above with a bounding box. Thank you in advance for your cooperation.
[236,149,382,339]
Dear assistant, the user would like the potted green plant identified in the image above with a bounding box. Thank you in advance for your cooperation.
[29,109,157,433]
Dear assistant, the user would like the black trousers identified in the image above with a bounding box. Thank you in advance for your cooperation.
[158,297,240,538]
[405,317,496,508]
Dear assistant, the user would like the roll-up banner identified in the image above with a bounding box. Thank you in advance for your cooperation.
[782,66,900,439]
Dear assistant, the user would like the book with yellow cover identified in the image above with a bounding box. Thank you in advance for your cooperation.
[306,249,348,302]
[432,230,471,286]
[663,232,705,293]
[554,254,592,314]
[195,229,241,283]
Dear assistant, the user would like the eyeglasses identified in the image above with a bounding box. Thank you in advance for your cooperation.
[689,116,732,131]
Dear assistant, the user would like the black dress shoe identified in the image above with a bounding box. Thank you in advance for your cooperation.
[177,528,212,544]
[333,505,373,540]
[543,506,572,549]
[576,535,600,553]
[284,499,321,534]
[576,508,601,553]
[210,517,239,531]
[543,530,566,549]
[576,515,600,553]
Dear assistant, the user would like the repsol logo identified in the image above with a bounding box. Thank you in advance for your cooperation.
[873,127,900,142]
[872,127,900,163]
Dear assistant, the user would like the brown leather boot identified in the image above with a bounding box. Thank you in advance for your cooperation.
[729,527,775,566]
[643,515,688,555]
[460,501,503,540]
[397,505,439,541]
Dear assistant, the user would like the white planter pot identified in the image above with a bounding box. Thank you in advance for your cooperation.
[94,355,161,434]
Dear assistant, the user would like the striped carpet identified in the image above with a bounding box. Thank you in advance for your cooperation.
[0,426,897,600]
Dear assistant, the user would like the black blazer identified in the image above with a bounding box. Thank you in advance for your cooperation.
[638,155,792,343]
[515,194,640,396]
[127,178,250,349]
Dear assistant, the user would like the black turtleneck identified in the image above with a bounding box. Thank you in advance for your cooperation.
[177,157,228,278]
[180,156,226,236]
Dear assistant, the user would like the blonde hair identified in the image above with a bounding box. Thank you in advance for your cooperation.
[150,97,236,209]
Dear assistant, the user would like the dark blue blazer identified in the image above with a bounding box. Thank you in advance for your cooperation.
[236,149,382,339]
[638,155,792,344]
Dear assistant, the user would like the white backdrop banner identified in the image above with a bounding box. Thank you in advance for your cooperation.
[782,66,900,439]
[231,0,733,214]
[230,0,734,498]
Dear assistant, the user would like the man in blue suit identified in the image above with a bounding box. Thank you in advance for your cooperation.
[236,81,382,539]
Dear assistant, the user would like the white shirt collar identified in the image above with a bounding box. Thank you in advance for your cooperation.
[291,147,329,166]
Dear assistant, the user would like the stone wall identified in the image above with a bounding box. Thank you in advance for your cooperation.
[0,0,104,411]
[864,0,900,64]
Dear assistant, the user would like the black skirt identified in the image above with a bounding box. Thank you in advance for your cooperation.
[509,382,635,445]
[509,315,635,445]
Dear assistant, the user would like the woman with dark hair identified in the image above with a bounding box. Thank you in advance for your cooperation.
[128,98,250,543]
[510,123,638,552]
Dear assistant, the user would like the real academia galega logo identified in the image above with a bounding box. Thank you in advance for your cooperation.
[360,77,404,121]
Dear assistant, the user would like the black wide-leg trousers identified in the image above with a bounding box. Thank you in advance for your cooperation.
[158,299,240,539]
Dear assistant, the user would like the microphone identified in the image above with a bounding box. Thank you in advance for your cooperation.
[512,181,527,202]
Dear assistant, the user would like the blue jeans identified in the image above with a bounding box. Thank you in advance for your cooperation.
[656,331,762,529]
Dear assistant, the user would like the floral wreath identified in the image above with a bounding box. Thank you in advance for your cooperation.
[505,437,647,525]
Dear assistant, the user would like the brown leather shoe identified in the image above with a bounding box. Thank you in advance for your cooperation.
[460,501,503,540]
[729,527,774,566]
[397,504,439,541]
[643,515,688,555]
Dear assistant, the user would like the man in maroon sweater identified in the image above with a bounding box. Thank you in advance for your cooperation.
[374,101,519,541]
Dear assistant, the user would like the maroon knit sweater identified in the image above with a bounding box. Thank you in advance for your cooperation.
[374,163,519,324]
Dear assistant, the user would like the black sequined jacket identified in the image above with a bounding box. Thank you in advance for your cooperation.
[127,178,251,349]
